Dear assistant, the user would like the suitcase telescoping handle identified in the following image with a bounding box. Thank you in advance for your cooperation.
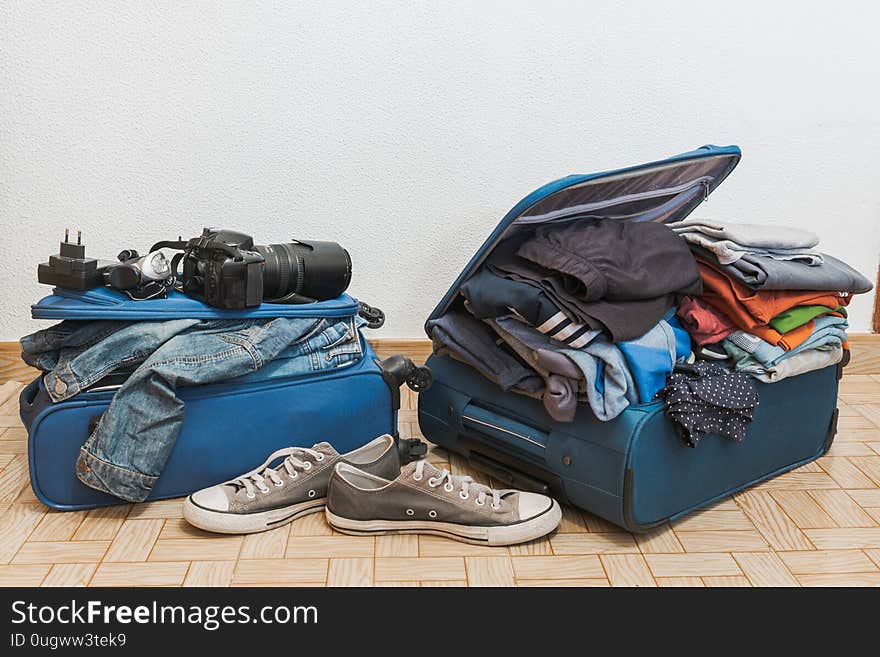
[460,402,549,455]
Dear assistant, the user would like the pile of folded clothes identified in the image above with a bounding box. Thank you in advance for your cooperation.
[428,219,699,422]
[671,218,872,384]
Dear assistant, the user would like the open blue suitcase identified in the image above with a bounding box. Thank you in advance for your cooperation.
[20,287,423,510]
[418,145,845,532]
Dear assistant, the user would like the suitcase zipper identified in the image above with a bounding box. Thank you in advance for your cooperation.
[461,414,546,449]
[514,176,713,225]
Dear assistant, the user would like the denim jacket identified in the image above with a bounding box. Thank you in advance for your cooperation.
[21,316,364,502]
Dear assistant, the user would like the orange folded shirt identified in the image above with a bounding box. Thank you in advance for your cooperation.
[697,260,850,350]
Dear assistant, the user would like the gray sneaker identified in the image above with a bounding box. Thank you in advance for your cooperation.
[325,459,562,546]
[183,434,400,534]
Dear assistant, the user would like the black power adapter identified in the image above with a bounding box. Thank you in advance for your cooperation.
[37,229,114,290]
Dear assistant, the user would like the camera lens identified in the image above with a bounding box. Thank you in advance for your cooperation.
[255,241,352,301]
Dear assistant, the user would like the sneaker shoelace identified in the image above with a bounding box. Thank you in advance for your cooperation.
[412,460,502,510]
[233,447,326,498]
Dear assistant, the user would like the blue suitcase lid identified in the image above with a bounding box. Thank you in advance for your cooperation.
[426,144,741,329]
[31,286,360,321]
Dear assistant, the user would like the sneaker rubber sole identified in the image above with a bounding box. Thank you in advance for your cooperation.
[183,496,326,535]
[324,500,561,546]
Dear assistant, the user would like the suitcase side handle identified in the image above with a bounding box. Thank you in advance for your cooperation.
[468,451,551,495]
[460,402,549,454]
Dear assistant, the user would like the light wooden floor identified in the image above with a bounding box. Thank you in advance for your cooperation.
[2,374,880,587]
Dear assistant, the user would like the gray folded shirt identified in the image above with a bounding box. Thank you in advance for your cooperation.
[669,218,822,265]
[692,246,873,293]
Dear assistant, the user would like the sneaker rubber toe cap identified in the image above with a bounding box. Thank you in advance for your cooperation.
[189,486,230,512]
[517,492,553,520]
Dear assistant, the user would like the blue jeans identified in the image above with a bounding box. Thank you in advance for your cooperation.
[22,316,364,502]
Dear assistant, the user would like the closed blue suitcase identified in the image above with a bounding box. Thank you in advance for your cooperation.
[20,287,403,510]
[417,145,844,532]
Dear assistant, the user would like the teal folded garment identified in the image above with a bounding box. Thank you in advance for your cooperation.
[723,314,848,370]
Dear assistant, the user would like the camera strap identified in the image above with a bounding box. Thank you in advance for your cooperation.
[149,239,189,252]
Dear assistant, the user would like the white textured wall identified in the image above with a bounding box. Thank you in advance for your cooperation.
[1,1,878,340]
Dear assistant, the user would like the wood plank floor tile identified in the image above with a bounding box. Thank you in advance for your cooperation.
[734,490,814,550]
[656,576,705,587]
[671,508,755,532]
[375,557,465,582]
[839,410,878,427]
[826,441,877,457]
[183,561,236,587]
[149,537,243,562]
[41,563,96,587]
[752,471,839,490]
[797,572,880,587]
[0,503,46,564]
[0,564,50,586]
[234,559,328,585]
[802,528,880,549]
[845,489,880,508]
[72,505,129,541]
[549,532,639,555]
[103,519,164,563]
[510,555,604,580]
[0,427,27,444]
[288,512,333,536]
[508,537,554,556]
[769,490,837,529]
[582,513,620,533]
[419,580,468,587]
[375,533,418,558]
[732,552,798,586]
[703,576,751,587]
[864,549,880,569]
[0,457,29,504]
[13,541,109,564]
[417,536,508,557]
[465,556,515,586]
[29,510,88,542]
[239,525,290,560]
[645,553,743,578]
[809,489,877,527]
[851,456,880,486]
[632,526,685,556]
[230,581,326,588]
[327,558,373,587]
[557,506,589,533]
[0,382,22,407]
[601,554,656,587]
[675,530,769,553]
[839,376,880,394]
[516,578,609,587]
[834,427,880,442]
[778,549,879,574]
[375,581,421,587]
[286,535,374,559]
[14,480,41,504]
[158,518,223,540]
[819,457,877,489]
[126,499,183,520]
[91,562,189,587]
[856,404,880,429]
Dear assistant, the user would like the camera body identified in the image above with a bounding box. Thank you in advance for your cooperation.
[177,228,352,310]
[181,229,266,309]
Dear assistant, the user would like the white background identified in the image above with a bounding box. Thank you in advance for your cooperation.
[1,1,878,340]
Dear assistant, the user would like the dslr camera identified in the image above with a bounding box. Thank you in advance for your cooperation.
[163,228,352,309]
